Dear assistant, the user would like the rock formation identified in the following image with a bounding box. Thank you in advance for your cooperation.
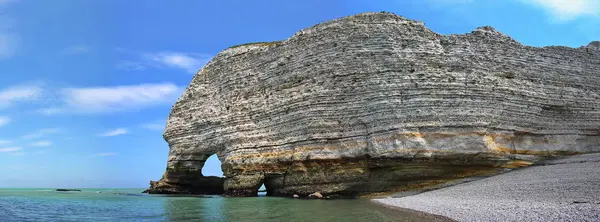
[55,189,81,192]
[146,12,600,197]
[143,176,224,195]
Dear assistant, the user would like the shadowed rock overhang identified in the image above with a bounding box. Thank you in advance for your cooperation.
[145,12,600,197]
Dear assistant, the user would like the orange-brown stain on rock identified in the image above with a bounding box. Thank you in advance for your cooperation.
[502,160,533,169]
[225,131,582,162]
[495,147,583,157]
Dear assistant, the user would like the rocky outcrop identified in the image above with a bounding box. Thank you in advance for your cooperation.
[55,189,81,192]
[144,176,224,195]
[585,41,600,50]
[148,12,600,197]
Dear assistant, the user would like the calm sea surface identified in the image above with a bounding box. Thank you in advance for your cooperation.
[0,188,434,222]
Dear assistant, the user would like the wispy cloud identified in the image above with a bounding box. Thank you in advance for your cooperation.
[116,61,147,71]
[98,128,128,137]
[30,140,52,147]
[0,147,21,152]
[6,165,29,171]
[140,120,166,131]
[0,139,11,145]
[143,52,210,73]
[21,128,60,140]
[63,45,91,55]
[0,0,18,6]
[117,49,211,74]
[38,83,182,115]
[425,0,600,21]
[0,116,9,127]
[0,0,19,59]
[0,83,44,108]
[519,0,600,21]
[0,33,18,59]
[94,152,118,157]
[427,0,474,4]
[11,151,25,156]
[32,150,46,155]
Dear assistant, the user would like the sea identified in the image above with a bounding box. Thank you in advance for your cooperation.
[0,188,433,222]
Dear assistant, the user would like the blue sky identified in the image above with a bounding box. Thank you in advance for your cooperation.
[0,0,598,188]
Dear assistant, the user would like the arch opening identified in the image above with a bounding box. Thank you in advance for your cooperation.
[258,183,267,196]
[201,154,224,177]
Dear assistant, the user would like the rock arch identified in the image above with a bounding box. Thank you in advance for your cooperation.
[144,148,225,194]
[146,12,600,197]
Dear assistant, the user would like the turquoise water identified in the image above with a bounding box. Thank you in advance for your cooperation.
[0,188,431,222]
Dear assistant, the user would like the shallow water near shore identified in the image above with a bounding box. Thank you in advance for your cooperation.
[0,188,442,222]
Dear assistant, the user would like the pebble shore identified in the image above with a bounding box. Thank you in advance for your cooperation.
[374,153,600,222]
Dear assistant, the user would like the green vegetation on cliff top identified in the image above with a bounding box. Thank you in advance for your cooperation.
[229,41,282,49]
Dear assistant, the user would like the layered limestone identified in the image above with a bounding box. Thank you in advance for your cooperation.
[146,12,600,197]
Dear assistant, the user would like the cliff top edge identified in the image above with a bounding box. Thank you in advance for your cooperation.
[202,11,598,74]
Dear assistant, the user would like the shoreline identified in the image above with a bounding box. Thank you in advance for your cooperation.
[371,200,458,222]
[371,153,600,222]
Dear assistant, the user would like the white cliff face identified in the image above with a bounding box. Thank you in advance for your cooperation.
[150,12,600,197]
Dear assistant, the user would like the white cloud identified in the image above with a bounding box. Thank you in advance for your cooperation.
[30,140,52,147]
[0,147,21,152]
[0,116,9,127]
[0,139,11,145]
[95,152,118,156]
[98,128,128,137]
[520,0,600,20]
[0,84,43,108]
[21,128,60,140]
[117,49,210,74]
[63,45,91,55]
[38,83,182,115]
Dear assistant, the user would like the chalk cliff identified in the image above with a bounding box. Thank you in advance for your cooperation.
[146,12,600,197]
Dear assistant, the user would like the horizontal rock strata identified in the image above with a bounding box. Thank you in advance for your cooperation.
[146,12,600,197]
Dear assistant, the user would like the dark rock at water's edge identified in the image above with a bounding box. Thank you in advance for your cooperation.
[56,189,81,192]
[152,194,215,198]
[142,176,225,195]
[114,193,146,197]
[148,11,600,197]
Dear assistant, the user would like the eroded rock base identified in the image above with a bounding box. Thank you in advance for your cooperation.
[215,130,594,197]
[223,156,511,198]
[143,176,225,195]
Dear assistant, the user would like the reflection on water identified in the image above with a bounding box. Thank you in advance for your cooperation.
[161,195,439,222]
[163,196,228,221]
